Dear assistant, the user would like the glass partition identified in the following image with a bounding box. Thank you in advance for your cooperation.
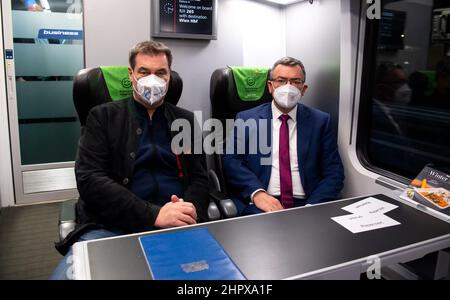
[11,0,84,165]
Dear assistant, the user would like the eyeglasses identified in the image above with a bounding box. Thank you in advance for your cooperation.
[271,77,305,87]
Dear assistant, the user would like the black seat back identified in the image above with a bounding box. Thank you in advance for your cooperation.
[210,67,272,121]
[209,67,273,193]
[73,66,183,126]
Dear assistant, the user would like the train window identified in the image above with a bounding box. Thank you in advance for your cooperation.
[358,0,450,180]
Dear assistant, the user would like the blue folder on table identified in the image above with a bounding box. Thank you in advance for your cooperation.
[139,228,246,280]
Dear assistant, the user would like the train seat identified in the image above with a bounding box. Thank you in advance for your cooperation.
[58,66,220,244]
[208,66,273,203]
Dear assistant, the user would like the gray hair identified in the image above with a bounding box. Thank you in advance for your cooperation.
[129,41,173,70]
[270,57,306,82]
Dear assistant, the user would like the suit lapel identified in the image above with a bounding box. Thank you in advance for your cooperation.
[259,104,273,186]
[297,104,311,183]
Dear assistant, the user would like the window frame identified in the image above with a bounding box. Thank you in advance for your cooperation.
[355,1,414,185]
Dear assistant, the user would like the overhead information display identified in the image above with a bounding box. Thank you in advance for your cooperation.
[153,0,217,40]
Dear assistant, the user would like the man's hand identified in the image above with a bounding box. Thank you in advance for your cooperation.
[154,195,198,228]
[27,4,44,11]
[171,195,184,203]
[253,191,284,212]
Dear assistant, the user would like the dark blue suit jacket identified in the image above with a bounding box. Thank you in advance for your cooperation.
[223,102,344,211]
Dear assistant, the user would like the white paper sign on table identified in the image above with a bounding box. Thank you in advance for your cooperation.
[331,213,401,234]
[341,197,398,216]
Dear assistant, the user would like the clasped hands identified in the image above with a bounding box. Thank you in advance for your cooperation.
[154,195,198,228]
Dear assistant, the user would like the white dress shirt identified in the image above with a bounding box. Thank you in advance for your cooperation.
[251,102,305,201]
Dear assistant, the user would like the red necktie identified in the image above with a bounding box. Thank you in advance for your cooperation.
[279,114,294,208]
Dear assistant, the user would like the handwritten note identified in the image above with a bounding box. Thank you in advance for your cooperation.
[342,197,398,215]
[331,213,400,234]
[332,197,401,234]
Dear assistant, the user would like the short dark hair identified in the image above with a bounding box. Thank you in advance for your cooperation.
[270,57,306,81]
[129,41,173,70]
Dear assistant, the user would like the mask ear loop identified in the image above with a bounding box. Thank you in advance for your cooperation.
[131,71,142,96]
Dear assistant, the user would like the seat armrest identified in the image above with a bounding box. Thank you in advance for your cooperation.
[208,169,222,192]
[209,190,237,219]
[58,199,77,241]
[207,201,221,221]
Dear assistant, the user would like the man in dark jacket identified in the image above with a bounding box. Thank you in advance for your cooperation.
[51,41,209,279]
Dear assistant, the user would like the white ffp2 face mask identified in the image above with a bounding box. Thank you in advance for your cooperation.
[273,84,302,109]
[133,73,168,106]
[394,83,412,104]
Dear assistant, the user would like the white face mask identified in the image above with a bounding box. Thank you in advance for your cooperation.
[273,84,302,109]
[394,83,412,104]
[133,73,168,106]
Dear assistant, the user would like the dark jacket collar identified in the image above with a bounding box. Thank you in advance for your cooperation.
[128,97,172,121]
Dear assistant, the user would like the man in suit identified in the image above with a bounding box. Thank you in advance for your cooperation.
[51,41,209,279]
[223,57,344,215]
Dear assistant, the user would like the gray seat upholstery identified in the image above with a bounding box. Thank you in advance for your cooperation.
[58,199,77,240]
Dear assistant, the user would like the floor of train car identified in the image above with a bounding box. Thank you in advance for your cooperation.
[0,203,61,280]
